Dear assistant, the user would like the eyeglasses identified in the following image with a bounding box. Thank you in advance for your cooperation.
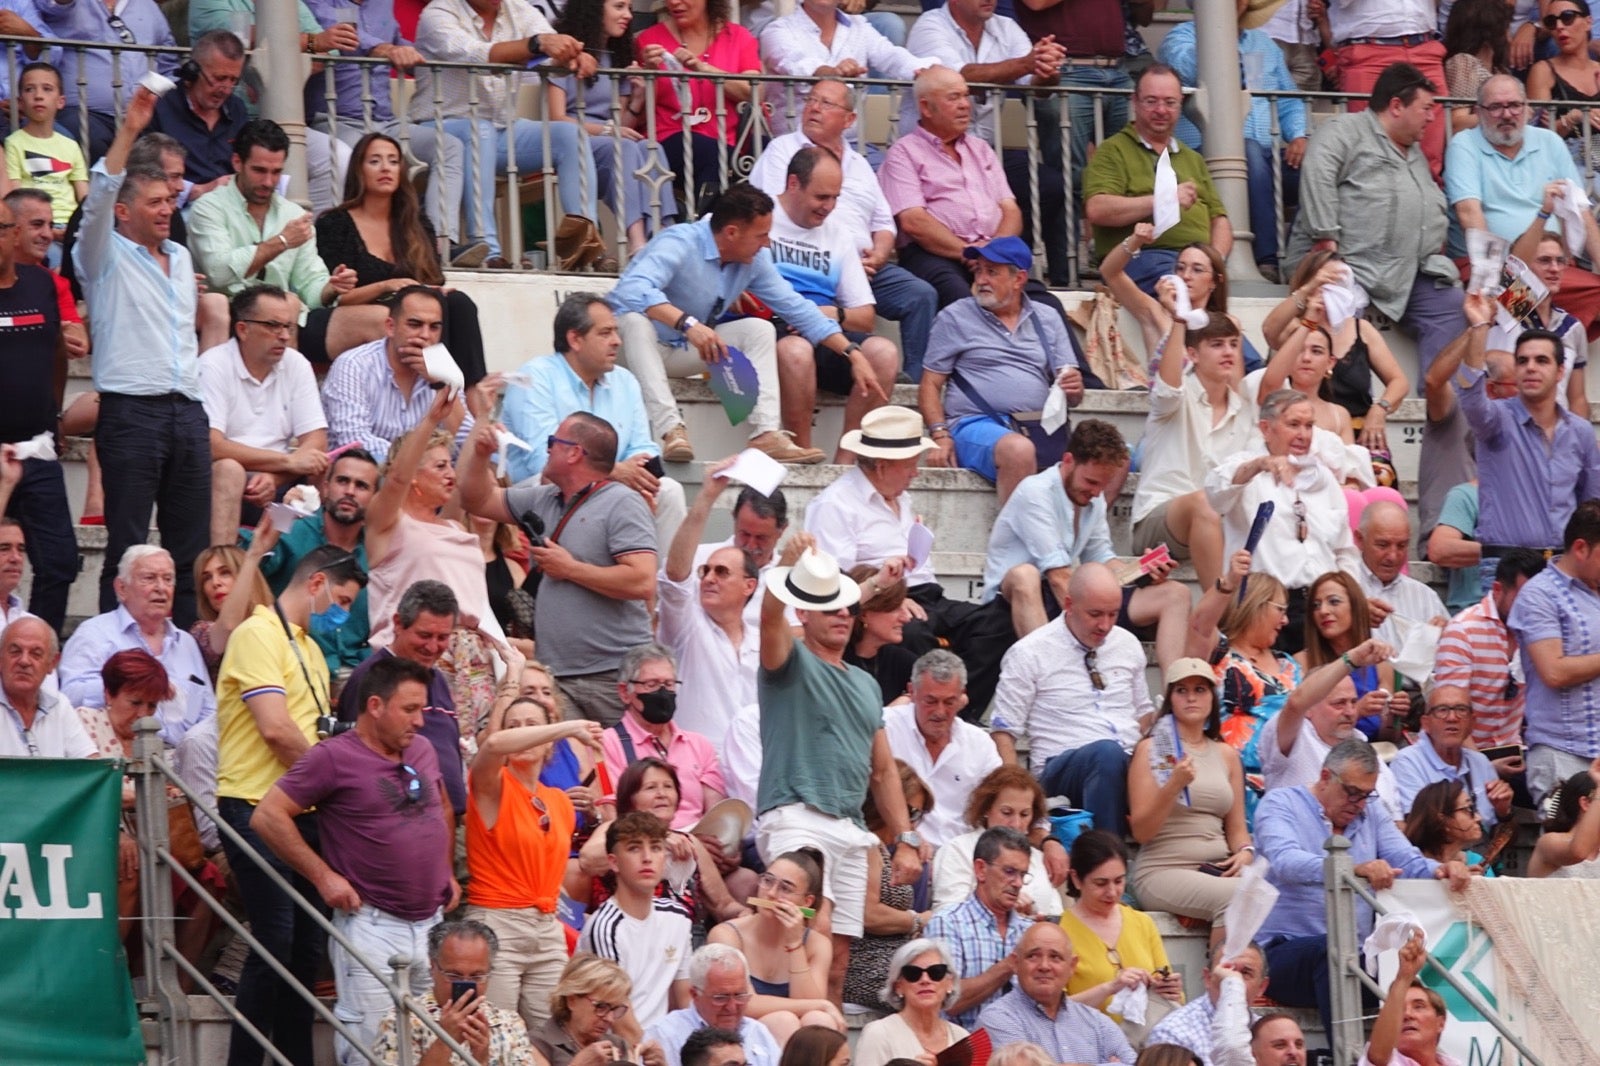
[531,793,551,831]
[899,963,951,983]
[435,965,490,982]
[547,435,586,453]
[629,677,680,694]
[398,764,424,804]
[196,65,241,90]
[1105,946,1123,971]
[989,862,1033,884]
[907,806,925,826]
[698,562,737,580]
[587,999,630,1020]
[18,727,39,757]
[1536,254,1570,267]
[243,319,296,335]
[1479,101,1526,115]
[1452,802,1478,816]
[757,872,807,897]
[1137,95,1180,110]
[1293,499,1308,542]
[1084,648,1105,691]
[803,93,851,113]
[1544,9,1586,28]
[1331,772,1379,805]
[1426,704,1472,719]
[1174,262,1214,278]
[701,991,754,1007]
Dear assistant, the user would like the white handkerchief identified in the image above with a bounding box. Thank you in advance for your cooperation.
[717,448,787,498]
[1041,381,1069,434]
[1363,911,1425,977]
[500,371,535,389]
[908,523,934,569]
[139,70,177,97]
[1388,615,1444,686]
[1555,179,1592,259]
[6,431,56,462]
[266,502,306,533]
[1165,275,1210,330]
[1109,981,1149,1025]
[1286,452,1329,492]
[1321,273,1369,330]
[1152,148,1181,239]
[1221,858,1279,963]
[494,428,534,480]
[283,485,320,514]
[421,343,465,395]
[1465,228,1509,296]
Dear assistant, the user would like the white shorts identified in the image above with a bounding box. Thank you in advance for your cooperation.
[755,803,878,939]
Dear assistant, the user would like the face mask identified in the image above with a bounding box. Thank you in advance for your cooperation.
[636,689,676,724]
[309,585,350,637]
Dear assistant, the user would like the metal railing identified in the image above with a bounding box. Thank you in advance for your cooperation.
[1322,834,1542,1066]
[7,30,1600,283]
[127,716,480,1065]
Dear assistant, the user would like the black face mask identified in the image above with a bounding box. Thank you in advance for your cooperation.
[637,689,677,724]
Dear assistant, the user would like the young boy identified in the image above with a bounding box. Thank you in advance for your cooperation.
[3,63,87,265]
[575,811,692,1027]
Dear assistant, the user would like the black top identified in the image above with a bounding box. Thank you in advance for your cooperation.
[844,642,918,705]
[314,207,440,286]
[1328,323,1375,421]
[0,264,64,442]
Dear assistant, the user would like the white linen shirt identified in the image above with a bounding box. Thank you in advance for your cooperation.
[1131,371,1259,525]
[656,571,760,759]
[748,131,896,249]
[411,0,554,124]
[902,5,1036,139]
[1327,0,1435,43]
[0,687,97,758]
[198,339,327,453]
[1205,450,1361,591]
[761,7,937,136]
[1357,564,1448,647]
[883,702,1001,847]
[1258,715,1402,819]
[806,466,938,588]
[989,620,1151,776]
[981,466,1114,603]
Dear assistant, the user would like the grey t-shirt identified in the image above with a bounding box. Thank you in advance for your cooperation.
[505,479,657,675]
[1418,398,1475,543]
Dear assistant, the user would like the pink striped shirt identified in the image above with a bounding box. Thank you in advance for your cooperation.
[1433,594,1523,749]
[878,124,1014,248]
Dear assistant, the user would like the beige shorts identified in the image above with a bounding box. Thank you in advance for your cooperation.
[1129,502,1193,559]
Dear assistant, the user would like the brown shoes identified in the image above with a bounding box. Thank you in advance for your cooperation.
[662,425,696,463]
[553,214,604,272]
[749,430,824,465]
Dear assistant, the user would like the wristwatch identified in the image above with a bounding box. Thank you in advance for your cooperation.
[895,831,924,851]
[527,34,544,55]
[678,314,701,334]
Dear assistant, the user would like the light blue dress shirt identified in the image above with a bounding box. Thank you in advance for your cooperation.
[643,1005,783,1066]
[501,354,656,483]
[1389,731,1500,827]
[58,605,217,747]
[1255,785,1436,943]
[981,466,1114,603]
[607,217,839,347]
[1507,561,1600,760]
[977,988,1136,1066]
[78,162,201,400]
[1159,24,1306,150]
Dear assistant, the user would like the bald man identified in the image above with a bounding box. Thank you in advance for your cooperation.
[1356,501,1448,649]
[978,922,1136,1064]
[0,617,95,758]
[990,562,1154,832]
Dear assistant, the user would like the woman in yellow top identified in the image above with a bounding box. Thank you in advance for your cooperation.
[1059,830,1184,1018]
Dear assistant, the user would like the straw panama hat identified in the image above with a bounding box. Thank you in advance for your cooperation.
[838,405,939,460]
[765,546,862,612]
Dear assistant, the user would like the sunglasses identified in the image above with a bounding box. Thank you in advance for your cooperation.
[1293,499,1308,542]
[399,764,424,804]
[900,963,951,983]
[547,434,587,454]
[698,562,738,580]
[531,794,551,831]
[1544,9,1586,28]
[107,12,137,44]
[1084,647,1105,691]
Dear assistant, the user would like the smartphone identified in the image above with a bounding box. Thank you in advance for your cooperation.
[451,980,477,1006]
[1480,744,1527,764]
[643,455,666,479]
[581,768,597,787]
[1198,862,1227,877]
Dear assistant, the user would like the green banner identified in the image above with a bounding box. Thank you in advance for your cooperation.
[0,757,144,1065]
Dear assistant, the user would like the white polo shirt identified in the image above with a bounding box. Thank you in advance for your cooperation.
[0,687,97,758]
[198,338,327,453]
[884,702,1001,848]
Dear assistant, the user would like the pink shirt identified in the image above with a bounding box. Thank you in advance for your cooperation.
[878,124,1015,248]
[601,713,727,830]
[367,511,504,650]
[636,22,760,144]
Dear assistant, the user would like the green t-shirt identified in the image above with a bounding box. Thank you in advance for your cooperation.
[1083,124,1227,261]
[1437,481,1481,613]
[756,640,883,826]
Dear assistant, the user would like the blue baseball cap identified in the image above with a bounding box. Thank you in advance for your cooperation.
[962,236,1033,271]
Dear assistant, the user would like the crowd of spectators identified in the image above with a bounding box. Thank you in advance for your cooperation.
[5,0,1600,1063]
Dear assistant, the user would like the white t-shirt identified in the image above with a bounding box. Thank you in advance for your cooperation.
[198,339,327,453]
[766,201,875,311]
[1258,715,1401,819]
[576,896,693,1027]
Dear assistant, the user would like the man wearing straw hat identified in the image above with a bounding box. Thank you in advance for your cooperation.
[756,533,925,1001]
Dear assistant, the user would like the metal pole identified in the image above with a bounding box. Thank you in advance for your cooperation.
[256,0,311,205]
[132,716,192,1064]
[1192,0,1262,282]
[1323,834,1365,1066]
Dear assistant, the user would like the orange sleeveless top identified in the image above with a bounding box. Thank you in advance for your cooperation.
[466,768,576,911]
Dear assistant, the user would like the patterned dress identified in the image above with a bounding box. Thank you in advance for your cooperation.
[843,844,915,1012]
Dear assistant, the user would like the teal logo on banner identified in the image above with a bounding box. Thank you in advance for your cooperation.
[0,758,144,1064]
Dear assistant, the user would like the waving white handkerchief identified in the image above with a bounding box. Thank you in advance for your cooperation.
[1222,857,1280,963]
[1109,981,1149,1025]
[1362,911,1425,977]
[421,343,465,396]
[494,428,534,480]
[1041,381,1069,433]
[1153,148,1181,238]
[1555,179,1593,259]
[6,431,56,463]
[1321,271,1369,330]
[1165,275,1210,330]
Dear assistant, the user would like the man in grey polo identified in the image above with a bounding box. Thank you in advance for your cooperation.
[459,413,656,726]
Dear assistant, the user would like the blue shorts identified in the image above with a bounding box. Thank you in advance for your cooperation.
[949,415,1012,483]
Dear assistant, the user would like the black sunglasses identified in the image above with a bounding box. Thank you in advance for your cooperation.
[1085,647,1105,691]
[1545,9,1587,28]
[531,794,551,831]
[900,963,950,983]
[399,763,424,803]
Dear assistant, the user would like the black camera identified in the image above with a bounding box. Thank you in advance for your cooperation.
[316,715,353,740]
[517,509,547,549]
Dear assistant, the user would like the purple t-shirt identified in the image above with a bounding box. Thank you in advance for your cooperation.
[277,730,453,921]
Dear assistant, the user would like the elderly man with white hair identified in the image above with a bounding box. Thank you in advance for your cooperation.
[646,944,786,1066]
[57,544,216,746]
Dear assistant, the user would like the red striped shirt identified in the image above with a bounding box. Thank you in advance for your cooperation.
[1434,595,1523,748]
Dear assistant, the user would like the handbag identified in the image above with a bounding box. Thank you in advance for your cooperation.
[947,310,1071,472]
[167,797,208,872]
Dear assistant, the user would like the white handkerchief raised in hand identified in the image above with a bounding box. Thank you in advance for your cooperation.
[1041,381,1069,434]
[421,343,465,396]
[139,70,177,97]
[1362,911,1425,977]
[1221,857,1279,963]
[1554,179,1592,259]
[1109,981,1149,1025]
[494,428,534,480]
[1152,148,1181,239]
[908,523,934,569]
[1321,272,1369,330]
[1164,275,1210,330]
[266,502,307,534]
[716,448,787,498]
[1388,615,1444,686]
[7,431,56,463]
[283,485,319,515]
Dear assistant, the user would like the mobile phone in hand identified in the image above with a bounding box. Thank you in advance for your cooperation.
[451,980,477,1006]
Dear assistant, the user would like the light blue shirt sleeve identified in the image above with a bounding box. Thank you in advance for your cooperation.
[1374,811,1439,878]
[1268,45,1306,142]
[501,362,558,483]
[1443,133,1483,208]
[1255,790,1326,886]
[1012,479,1073,573]
[58,615,115,708]
[1389,747,1428,815]
[746,249,841,344]
[609,226,694,316]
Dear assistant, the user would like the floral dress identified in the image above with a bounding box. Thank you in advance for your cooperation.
[1216,649,1301,824]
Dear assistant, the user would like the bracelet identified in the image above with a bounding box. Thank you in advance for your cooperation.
[277,234,289,249]
[1121,236,1142,259]
[910,913,924,937]
[1299,317,1319,332]
[1537,209,1553,221]
[1468,321,1492,330]
[674,310,691,332]
[1373,398,1394,413]
[1236,844,1255,854]
[1341,651,1355,671]
[928,422,949,433]
[1292,291,1307,313]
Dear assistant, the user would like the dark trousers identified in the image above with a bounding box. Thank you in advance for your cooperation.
[3,457,79,632]
[442,289,488,386]
[54,110,118,164]
[902,583,1018,719]
[1003,143,1069,286]
[1039,739,1132,833]
[896,243,1079,335]
[219,798,328,1066]
[97,394,211,629]
[1263,934,1376,1040]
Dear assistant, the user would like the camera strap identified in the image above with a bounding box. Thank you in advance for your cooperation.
[275,603,332,722]
[549,478,614,545]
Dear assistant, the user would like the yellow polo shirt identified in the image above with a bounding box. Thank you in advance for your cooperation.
[216,605,329,803]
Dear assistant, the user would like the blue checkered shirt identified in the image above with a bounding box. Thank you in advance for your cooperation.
[924,895,1027,1029]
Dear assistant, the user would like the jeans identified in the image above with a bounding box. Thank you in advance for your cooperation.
[3,457,78,632]
[219,798,327,1066]
[588,133,678,230]
[1526,743,1594,808]
[445,118,598,259]
[870,263,938,381]
[1038,739,1131,833]
[322,117,466,243]
[1060,66,1133,193]
[96,394,212,629]
[330,905,439,1066]
[1121,247,1181,299]
[1244,138,1300,266]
